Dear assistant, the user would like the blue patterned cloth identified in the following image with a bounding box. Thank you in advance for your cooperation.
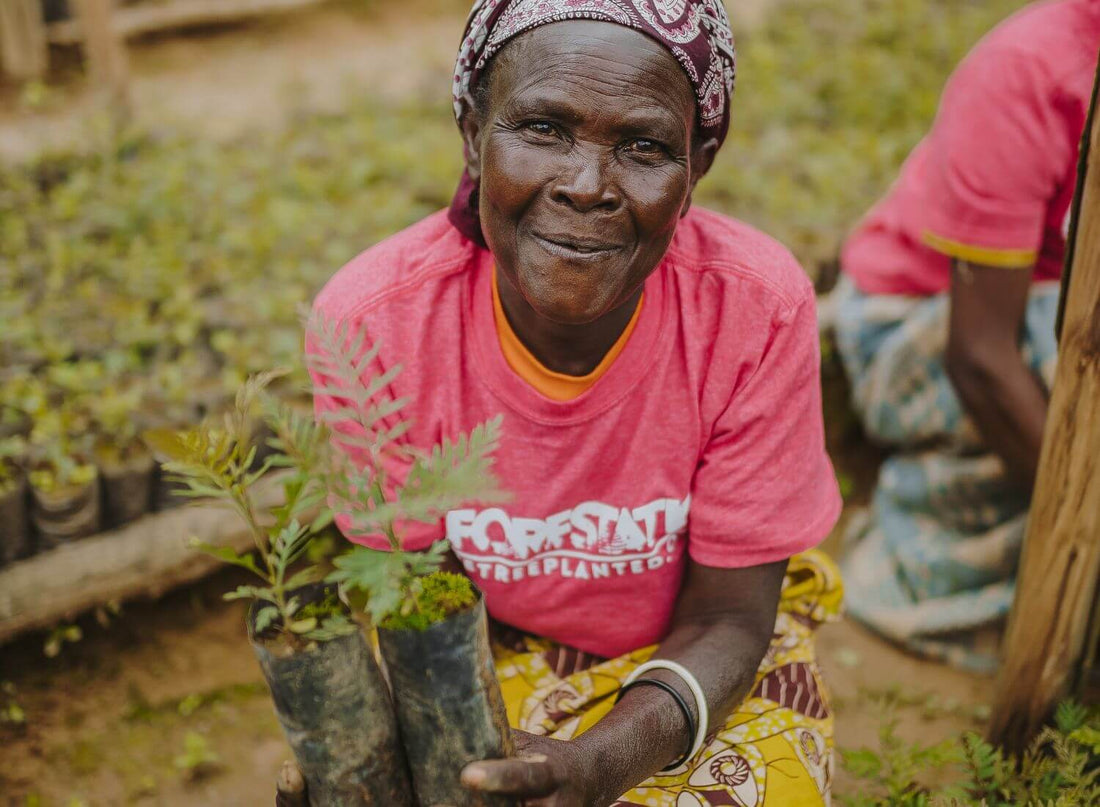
[831,276,1059,672]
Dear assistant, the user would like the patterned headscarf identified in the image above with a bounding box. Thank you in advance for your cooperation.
[448,0,737,246]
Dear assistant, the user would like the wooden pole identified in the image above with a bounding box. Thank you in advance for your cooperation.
[987,61,1100,753]
[73,0,130,118]
[0,0,48,81]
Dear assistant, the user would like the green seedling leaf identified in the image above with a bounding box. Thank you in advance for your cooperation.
[285,567,320,590]
[222,585,276,602]
[190,540,262,576]
[310,509,334,533]
[253,606,279,635]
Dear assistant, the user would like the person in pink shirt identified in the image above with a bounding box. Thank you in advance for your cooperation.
[311,1,842,804]
[834,0,1100,672]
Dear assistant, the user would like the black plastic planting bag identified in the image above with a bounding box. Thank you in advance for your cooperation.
[249,601,414,806]
[31,476,100,550]
[378,597,516,807]
[0,475,29,564]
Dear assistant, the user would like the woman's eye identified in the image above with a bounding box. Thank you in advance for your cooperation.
[627,139,665,156]
[524,122,557,137]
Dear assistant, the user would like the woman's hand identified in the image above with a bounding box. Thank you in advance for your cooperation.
[459,729,597,806]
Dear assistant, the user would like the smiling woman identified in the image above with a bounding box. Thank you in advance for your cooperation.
[311,1,843,805]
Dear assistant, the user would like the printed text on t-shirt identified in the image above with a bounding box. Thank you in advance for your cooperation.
[446,495,691,584]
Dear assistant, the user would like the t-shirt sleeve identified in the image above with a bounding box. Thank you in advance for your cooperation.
[688,294,841,568]
[917,45,1068,266]
[308,311,442,553]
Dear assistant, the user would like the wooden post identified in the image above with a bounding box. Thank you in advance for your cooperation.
[0,0,48,81]
[73,0,130,117]
[987,62,1100,753]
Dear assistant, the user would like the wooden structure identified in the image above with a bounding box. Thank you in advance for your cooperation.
[0,0,48,80]
[987,63,1100,753]
[73,0,130,113]
[49,0,327,45]
[0,0,326,83]
[0,473,288,645]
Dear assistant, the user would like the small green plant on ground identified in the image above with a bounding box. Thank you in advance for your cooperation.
[173,731,221,781]
[42,624,83,659]
[840,699,1100,806]
[0,681,26,727]
[306,312,506,628]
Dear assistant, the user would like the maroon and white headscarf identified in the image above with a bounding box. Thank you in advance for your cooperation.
[448,0,737,245]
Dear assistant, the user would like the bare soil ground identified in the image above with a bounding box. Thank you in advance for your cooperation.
[0,2,988,803]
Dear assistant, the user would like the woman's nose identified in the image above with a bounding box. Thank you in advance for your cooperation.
[549,152,621,213]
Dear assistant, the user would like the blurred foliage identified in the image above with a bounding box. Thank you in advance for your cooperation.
[701,0,1030,269]
[0,0,1029,474]
[840,698,1100,805]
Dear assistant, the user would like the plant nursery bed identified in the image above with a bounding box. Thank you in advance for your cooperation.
[0,471,291,645]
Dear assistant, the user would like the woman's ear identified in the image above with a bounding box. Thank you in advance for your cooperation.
[681,137,719,217]
[459,91,484,183]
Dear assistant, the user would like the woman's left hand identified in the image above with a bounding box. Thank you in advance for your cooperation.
[458,729,598,806]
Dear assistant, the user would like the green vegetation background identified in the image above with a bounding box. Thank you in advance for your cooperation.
[0,0,1029,481]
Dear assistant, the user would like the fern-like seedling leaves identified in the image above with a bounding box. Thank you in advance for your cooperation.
[327,547,404,623]
[224,585,277,603]
[304,312,412,460]
[254,606,279,635]
[190,540,262,577]
[304,614,358,642]
[351,415,508,530]
[840,747,883,779]
[284,567,321,591]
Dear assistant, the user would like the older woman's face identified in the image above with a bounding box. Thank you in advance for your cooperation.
[469,21,708,325]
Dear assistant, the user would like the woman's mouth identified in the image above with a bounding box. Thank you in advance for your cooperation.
[532,233,621,259]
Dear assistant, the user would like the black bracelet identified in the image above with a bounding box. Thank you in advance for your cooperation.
[615,678,696,771]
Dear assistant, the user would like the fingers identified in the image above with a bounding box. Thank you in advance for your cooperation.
[461,754,558,797]
[275,760,308,807]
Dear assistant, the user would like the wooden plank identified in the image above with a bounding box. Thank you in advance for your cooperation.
[0,473,290,645]
[73,0,130,114]
[49,0,328,45]
[986,61,1100,753]
[0,0,48,80]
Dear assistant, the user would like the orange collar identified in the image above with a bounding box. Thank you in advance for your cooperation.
[491,270,643,402]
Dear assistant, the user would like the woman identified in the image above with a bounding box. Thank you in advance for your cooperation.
[313,1,842,804]
[834,0,1100,672]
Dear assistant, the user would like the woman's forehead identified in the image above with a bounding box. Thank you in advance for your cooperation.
[490,21,695,118]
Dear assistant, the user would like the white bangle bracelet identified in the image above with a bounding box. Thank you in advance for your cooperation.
[622,659,709,762]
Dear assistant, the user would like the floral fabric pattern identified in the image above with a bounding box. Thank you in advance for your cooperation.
[491,549,844,806]
[832,276,1060,672]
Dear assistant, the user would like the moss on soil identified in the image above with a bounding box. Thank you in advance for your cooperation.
[383,572,478,632]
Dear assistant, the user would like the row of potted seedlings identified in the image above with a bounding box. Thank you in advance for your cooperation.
[0,416,200,567]
[151,318,516,805]
[0,364,296,568]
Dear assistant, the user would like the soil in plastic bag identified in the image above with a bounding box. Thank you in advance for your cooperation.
[249,595,414,806]
[378,597,515,807]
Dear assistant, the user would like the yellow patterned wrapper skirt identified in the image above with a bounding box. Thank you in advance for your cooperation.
[490,549,844,807]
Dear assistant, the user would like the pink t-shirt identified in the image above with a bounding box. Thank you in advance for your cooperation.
[312,209,841,658]
[842,0,1100,296]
